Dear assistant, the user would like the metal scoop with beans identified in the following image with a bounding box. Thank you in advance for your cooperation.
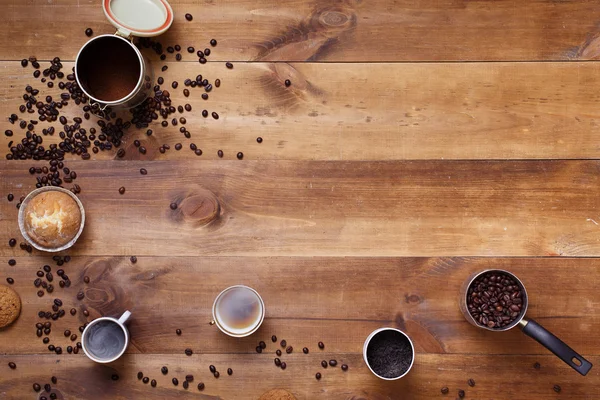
[459,269,592,376]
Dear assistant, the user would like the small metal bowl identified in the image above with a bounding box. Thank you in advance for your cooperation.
[18,186,85,253]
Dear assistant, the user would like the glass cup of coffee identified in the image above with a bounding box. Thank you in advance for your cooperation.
[81,311,131,363]
[212,286,265,337]
[363,327,415,380]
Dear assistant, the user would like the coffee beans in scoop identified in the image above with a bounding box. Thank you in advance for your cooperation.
[466,271,525,329]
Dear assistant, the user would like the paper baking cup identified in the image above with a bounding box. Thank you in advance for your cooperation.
[18,186,86,253]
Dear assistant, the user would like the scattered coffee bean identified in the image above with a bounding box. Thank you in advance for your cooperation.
[37,290,44,297]
[280,362,286,370]
[186,374,194,382]
[318,341,325,349]
[276,349,282,356]
[172,378,178,386]
[553,385,561,393]
[209,365,216,373]
[44,383,51,392]
[257,137,263,143]
[236,152,243,159]
[137,371,143,380]
[6,278,14,284]
[329,360,337,367]
[176,329,182,335]
[161,366,168,375]
[210,39,217,46]
[226,62,233,69]
[140,168,147,175]
[8,259,16,266]
[9,238,16,247]
[8,362,16,369]
[286,346,293,354]
[151,379,157,387]
[271,335,277,342]
[198,382,205,390]
[274,358,281,366]
[227,368,233,376]
[119,187,125,195]
[458,389,465,398]
[217,150,223,158]
[33,383,41,392]
[321,360,327,368]
[441,387,449,394]
[285,79,291,87]
[315,372,321,380]
[341,364,348,371]
[259,341,267,349]
[85,28,93,37]
[202,110,208,118]
[303,347,309,354]
[256,346,262,353]
[183,381,189,389]
[214,371,220,378]
[212,112,219,119]
[143,376,149,384]
[130,256,137,263]
[534,362,541,370]
[280,340,287,348]
[64,329,71,337]
[185,13,193,21]
[468,378,475,387]
[185,348,193,356]
[77,291,85,300]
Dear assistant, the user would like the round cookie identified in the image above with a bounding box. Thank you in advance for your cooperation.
[258,389,297,400]
[0,285,21,328]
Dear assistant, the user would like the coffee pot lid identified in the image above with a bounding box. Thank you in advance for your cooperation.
[103,0,173,38]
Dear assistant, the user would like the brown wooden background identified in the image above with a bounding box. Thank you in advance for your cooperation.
[1,0,600,399]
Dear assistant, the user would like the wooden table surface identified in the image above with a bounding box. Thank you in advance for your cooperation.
[1,0,600,399]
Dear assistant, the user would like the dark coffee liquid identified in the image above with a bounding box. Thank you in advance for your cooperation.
[77,36,140,102]
[84,320,126,360]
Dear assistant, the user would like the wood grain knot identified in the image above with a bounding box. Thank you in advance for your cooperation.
[170,188,221,228]
[319,10,350,27]
[82,258,131,317]
[404,294,423,304]
[574,32,600,60]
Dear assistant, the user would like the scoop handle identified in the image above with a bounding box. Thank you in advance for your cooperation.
[521,318,592,376]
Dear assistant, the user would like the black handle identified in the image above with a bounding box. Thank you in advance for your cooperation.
[521,319,593,376]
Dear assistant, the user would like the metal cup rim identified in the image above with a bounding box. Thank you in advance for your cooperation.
[363,327,415,380]
[212,285,265,338]
[18,186,85,253]
[81,317,129,363]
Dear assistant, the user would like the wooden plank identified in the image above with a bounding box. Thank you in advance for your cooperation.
[2,160,600,257]
[0,257,599,356]
[0,354,598,399]
[1,0,600,62]
[3,61,600,161]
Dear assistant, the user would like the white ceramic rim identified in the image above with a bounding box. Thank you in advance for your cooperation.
[212,285,265,338]
[363,327,415,380]
[81,317,130,363]
[74,34,145,106]
[17,186,85,253]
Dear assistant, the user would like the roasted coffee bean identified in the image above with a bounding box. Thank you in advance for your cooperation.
[33,383,41,392]
[64,329,71,337]
[257,137,263,143]
[441,387,449,394]
[85,28,93,37]
[183,380,189,389]
[280,340,287,348]
[553,385,561,393]
[151,379,157,387]
[185,374,194,382]
[161,366,168,375]
[226,62,233,69]
[185,348,193,356]
[43,337,50,344]
[211,112,219,119]
[37,290,44,297]
[318,341,325,349]
[199,57,207,64]
[176,328,182,335]
[280,363,286,370]
[143,377,149,384]
[8,259,16,266]
[329,360,337,367]
[197,382,205,390]
[458,389,465,398]
[274,358,281,366]
[315,372,321,380]
[534,362,541,370]
[201,93,208,100]
[195,149,202,156]
[185,104,192,112]
[8,362,16,369]
[256,346,262,354]
[210,39,217,46]
[214,371,220,378]
[202,110,208,118]
[44,383,51,392]
[236,152,243,160]
[468,378,475,387]
[137,371,144,380]
[209,365,216,373]
[183,88,190,97]
[119,187,126,195]
[227,368,233,375]
[276,349,282,356]
[43,265,51,272]
[84,276,90,284]
[185,13,193,21]
[259,341,267,349]
[37,329,43,337]
[6,278,14,285]
[286,346,293,354]
[176,53,182,61]
[271,335,277,342]
[170,202,178,210]
[285,79,291,87]
[51,376,57,384]
[54,299,62,307]
[71,334,77,341]
[83,310,89,317]
[341,364,348,371]
[77,291,85,300]
[9,238,16,246]
[175,143,182,150]
[303,347,309,354]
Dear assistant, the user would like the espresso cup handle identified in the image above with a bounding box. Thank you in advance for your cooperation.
[118,310,132,325]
